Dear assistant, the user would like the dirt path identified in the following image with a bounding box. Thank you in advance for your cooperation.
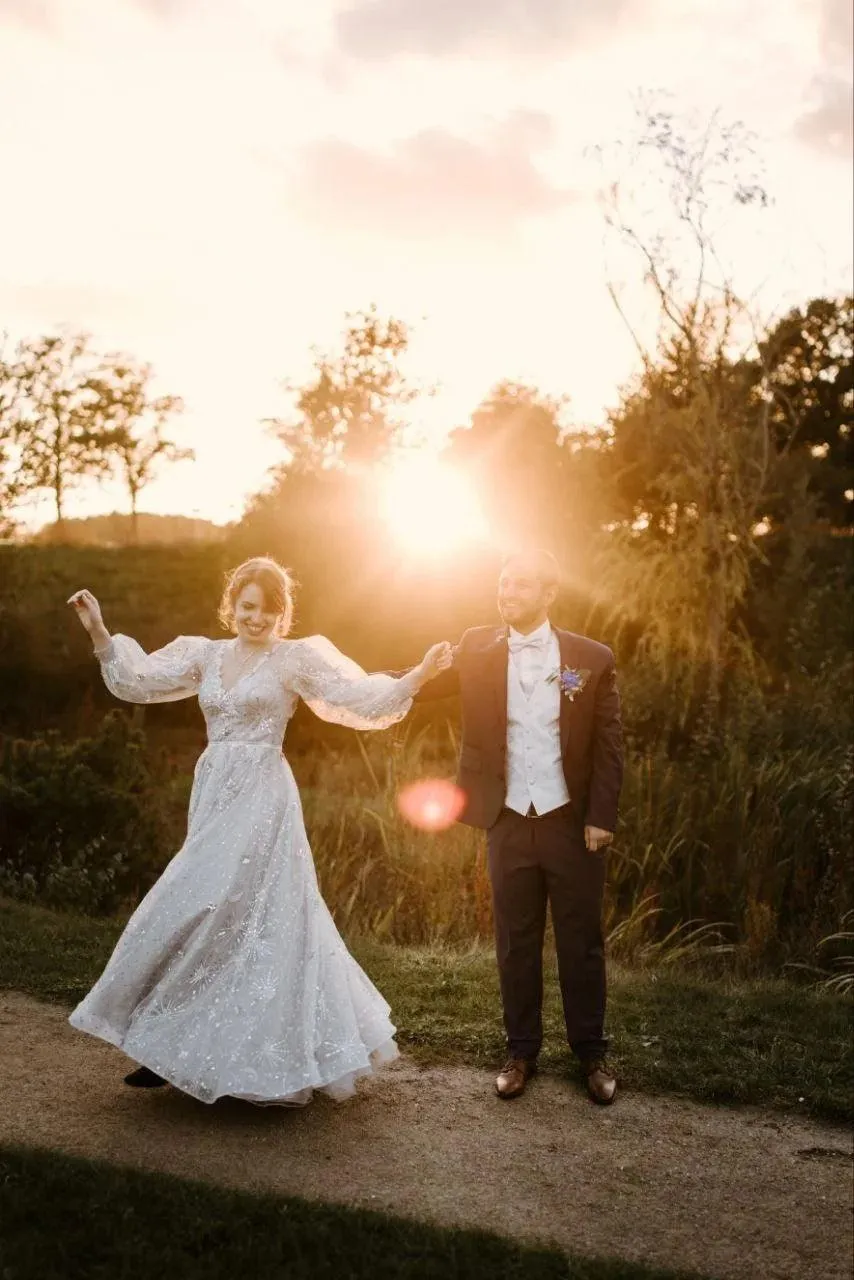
[1,991,851,1280]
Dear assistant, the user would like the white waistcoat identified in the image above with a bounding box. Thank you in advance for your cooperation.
[504,633,570,817]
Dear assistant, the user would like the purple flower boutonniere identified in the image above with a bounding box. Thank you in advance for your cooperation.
[547,665,592,702]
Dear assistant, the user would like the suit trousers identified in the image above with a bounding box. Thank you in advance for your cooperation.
[486,803,608,1061]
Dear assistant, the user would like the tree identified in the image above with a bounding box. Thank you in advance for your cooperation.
[0,335,29,538]
[442,381,602,568]
[239,307,423,591]
[96,360,191,542]
[264,306,420,473]
[1,333,189,542]
[590,101,777,720]
[758,295,853,530]
[0,431,20,538]
[1,333,122,529]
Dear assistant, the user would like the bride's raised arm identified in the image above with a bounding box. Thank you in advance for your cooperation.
[68,588,210,704]
[96,634,212,704]
[289,635,452,731]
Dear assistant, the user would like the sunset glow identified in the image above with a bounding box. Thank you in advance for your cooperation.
[378,457,490,557]
[0,0,849,532]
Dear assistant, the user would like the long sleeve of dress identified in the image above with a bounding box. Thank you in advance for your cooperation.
[289,636,421,731]
[96,634,211,704]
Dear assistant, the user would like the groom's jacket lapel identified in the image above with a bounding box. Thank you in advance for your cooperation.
[480,624,575,750]
[482,626,509,738]
[557,626,583,755]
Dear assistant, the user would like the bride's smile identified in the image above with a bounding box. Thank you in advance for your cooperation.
[233,581,284,648]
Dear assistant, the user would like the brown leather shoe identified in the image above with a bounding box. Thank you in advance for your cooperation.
[495,1057,537,1099]
[581,1057,617,1105]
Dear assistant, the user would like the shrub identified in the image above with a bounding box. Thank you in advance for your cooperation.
[0,713,175,914]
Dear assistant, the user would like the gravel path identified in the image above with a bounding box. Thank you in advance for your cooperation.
[1,991,851,1280]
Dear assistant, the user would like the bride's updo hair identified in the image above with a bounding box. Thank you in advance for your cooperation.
[217,557,296,638]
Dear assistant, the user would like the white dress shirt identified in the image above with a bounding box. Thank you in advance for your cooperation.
[505,622,570,817]
[508,620,552,695]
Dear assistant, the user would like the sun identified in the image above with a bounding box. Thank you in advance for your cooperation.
[378,455,490,557]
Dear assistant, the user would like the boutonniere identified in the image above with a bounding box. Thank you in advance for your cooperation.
[546,665,591,702]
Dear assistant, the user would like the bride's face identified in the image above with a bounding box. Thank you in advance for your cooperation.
[234,582,281,645]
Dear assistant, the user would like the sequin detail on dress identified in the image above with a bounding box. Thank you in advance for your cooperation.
[68,634,418,1105]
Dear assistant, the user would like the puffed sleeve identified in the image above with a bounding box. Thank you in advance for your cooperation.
[96,634,211,704]
[288,635,420,730]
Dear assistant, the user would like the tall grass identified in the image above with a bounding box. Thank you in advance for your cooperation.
[300,727,493,945]
[606,739,853,968]
[1,716,851,974]
[298,725,852,971]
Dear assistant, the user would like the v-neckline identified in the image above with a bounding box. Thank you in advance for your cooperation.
[217,640,282,696]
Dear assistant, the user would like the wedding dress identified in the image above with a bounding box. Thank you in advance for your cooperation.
[68,633,418,1106]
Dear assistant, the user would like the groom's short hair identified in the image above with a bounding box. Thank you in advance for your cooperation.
[501,549,561,589]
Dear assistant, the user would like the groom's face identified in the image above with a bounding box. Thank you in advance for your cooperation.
[497,555,557,631]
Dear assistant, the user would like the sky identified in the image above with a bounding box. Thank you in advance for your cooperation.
[1,0,851,529]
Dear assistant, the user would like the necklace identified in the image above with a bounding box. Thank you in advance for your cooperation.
[227,638,275,683]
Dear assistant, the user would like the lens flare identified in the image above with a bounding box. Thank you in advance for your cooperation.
[397,778,466,832]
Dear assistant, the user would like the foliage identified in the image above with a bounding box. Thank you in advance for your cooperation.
[263,306,421,473]
[441,381,598,559]
[94,357,192,538]
[29,511,229,547]
[301,726,493,945]
[0,332,118,525]
[758,294,853,529]
[0,542,234,729]
[236,307,443,631]
[0,337,28,538]
[0,713,176,914]
[0,698,850,971]
[587,105,783,726]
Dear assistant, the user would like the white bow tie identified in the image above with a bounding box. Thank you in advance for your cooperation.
[508,632,549,654]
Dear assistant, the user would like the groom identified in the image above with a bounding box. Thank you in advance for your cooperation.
[396,549,623,1104]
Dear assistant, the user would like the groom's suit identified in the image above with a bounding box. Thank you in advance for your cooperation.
[395,622,623,1061]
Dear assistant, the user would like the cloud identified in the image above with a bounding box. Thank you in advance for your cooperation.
[796,79,853,157]
[0,0,190,34]
[132,0,192,16]
[293,111,575,241]
[333,0,643,60]
[795,0,853,159]
[0,0,53,28]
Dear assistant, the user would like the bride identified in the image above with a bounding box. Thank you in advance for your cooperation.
[66,556,452,1106]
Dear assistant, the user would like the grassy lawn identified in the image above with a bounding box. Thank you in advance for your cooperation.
[0,1144,705,1280]
[2,897,852,1123]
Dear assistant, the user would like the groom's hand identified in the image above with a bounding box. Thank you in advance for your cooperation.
[584,825,613,853]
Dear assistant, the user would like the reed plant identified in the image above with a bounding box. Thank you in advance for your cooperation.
[1,712,850,973]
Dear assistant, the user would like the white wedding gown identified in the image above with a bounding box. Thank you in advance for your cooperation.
[68,633,418,1106]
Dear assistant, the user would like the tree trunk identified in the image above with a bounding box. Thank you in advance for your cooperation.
[54,473,63,533]
[52,435,63,536]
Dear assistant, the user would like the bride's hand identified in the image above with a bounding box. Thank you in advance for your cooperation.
[67,589,110,648]
[417,641,455,685]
